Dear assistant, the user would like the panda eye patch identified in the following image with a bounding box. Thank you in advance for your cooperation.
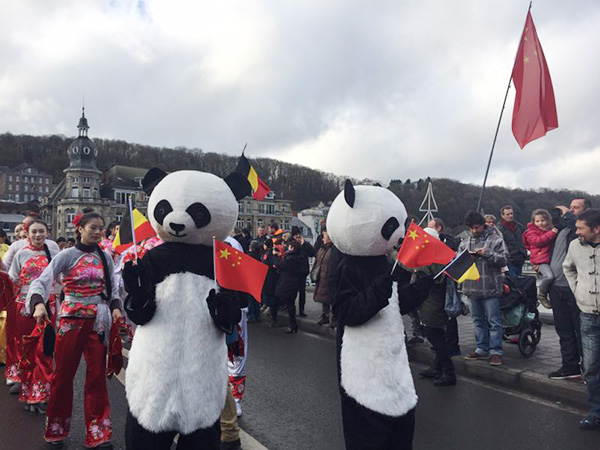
[381,217,400,241]
[186,202,212,228]
[154,200,173,225]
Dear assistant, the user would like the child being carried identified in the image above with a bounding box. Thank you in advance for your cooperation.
[522,208,558,309]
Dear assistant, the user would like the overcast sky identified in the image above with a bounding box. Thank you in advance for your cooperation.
[1,0,599,194]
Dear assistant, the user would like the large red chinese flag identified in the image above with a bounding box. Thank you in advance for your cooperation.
[214,239,268,303]
[511,11,558,149]
[397,222,456,269]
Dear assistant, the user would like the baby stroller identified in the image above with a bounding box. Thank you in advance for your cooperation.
[500,275,542,357]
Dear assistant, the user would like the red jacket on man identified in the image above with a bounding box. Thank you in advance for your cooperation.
[522,223,557,265]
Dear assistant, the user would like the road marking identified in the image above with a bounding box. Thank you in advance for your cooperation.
[240,429,268,450]
[118,346,268,449]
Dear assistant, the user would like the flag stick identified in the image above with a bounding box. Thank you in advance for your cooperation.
[212,236,218,291]
[390,258,399,275]
[128,196,138,263]
[476,1,533,212]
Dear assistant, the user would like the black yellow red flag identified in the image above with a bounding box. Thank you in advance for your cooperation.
[235,154,270,201]
[441,249,481,284]
[113,208,156,254]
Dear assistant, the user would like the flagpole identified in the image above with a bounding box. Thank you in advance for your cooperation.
[476,1,533,212]
[212,236,218,291]
[390,259,399,276]
[128,196,138,263]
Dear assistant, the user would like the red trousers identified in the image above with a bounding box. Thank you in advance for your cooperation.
[5,297,55,386]
[4,299,20,383]
[19,321,53,404]
[44,317,112,448]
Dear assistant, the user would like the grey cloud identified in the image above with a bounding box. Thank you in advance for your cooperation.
[1,0,599,195]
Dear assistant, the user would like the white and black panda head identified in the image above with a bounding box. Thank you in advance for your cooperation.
[326,180,407,257]
[143,168,251,246]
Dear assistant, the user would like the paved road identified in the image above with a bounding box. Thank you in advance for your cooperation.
[0,363,128,450]
[2,323,599,450]
[240,323,599,450]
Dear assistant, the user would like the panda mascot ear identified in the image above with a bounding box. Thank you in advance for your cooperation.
[344,179,355,208]
[142,168,168,195]
[224,172,252,201]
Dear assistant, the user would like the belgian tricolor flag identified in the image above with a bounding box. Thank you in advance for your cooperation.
[236,154,271,201]
[442,249,481,284]
[113,207,156,254]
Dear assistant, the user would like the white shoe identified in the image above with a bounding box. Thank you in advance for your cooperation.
[235,401,242,418]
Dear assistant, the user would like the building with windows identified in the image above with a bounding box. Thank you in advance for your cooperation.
[40,109,148,238]
[0,164,53,203]
[236,191,293,234]
[297,202,330,241]
[0,213,25,240]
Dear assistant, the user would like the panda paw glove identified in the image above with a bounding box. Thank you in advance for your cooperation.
[414,274,435,291]
[373,274,393,301]
[123,262,149,295]
[206,289,242,334]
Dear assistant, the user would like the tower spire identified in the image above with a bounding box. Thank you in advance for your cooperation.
[77,106,89,137]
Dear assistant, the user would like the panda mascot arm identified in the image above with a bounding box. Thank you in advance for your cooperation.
[334,263,393,327]
[123,257,157,325]
[392,266,434,315]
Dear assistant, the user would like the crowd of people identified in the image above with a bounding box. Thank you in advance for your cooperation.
[408,199,600,431]
[0,193,599,449]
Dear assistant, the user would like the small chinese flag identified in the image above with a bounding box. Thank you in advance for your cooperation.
[511,11,558,149]
[397,222,456,269]
[214,239,268,303]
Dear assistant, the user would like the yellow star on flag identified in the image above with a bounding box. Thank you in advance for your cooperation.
[524,56,530,63]
[408,230,419,240]
[220,248,231,259]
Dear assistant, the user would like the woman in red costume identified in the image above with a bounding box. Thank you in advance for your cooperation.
[28,211,123,449]
[8,218,58,411]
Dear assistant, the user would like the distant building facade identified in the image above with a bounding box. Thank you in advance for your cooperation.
[40,109,148,238]
[0,213,25,240]
[291,217,314,244]
[0,164,53,203]
[297,202,330,240]
[236,191,293,234]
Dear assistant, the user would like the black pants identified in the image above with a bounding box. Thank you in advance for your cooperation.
[126,410,220,450]
[285,295,297,328]
[445,317,460,353]
[341,392,415,450]
[270,295,280,323]
[270,295,297,328]
[550,285,582,369]
[297,278,307,313]
[423,326,455,376]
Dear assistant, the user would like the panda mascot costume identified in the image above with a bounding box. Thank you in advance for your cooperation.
[122,168,251,450]
[327,180,433,450]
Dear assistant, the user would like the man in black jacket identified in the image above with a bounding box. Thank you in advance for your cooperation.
[496,205,527,278]
[292,226,315,317]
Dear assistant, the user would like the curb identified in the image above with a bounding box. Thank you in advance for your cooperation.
[405,344,588,411]
[259,310,588,412]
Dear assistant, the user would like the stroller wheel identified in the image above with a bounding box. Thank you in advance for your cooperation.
[518,330,537,357]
